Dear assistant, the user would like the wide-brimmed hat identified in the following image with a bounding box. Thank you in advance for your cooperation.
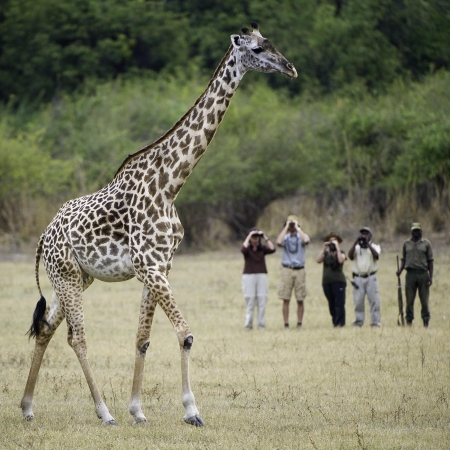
[411,222,422,230]
[287,215,299,222]
[359,227,372,234]
[323,232,343,243]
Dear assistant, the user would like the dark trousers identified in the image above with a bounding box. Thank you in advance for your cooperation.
[405,270,430,323]
[322,282,346,327]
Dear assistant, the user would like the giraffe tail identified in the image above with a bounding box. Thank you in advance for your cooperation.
[27,233,50,339]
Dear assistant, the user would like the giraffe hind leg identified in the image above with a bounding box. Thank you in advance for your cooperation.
[21,292,65,421]
[60,281,117,426]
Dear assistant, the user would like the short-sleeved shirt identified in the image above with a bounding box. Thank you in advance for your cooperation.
[352,243,381,275]
[280,233,309,268]
[241,244,276,274]
[402,238,433,271]
[322,251,346,285]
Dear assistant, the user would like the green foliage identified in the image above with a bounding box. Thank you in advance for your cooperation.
[0,120,74,234]
[1,70,449,240]
[0,0,191,103]
[1,0,449,103]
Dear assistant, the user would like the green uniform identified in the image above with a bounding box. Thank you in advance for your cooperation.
[402,238,433,323]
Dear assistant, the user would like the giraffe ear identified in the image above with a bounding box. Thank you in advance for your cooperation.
[231,34,241,48]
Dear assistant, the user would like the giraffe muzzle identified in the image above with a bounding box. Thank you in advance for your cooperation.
[285,63,297,79]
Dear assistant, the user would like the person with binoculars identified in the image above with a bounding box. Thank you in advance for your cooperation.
[276,215,310,329]
[316,232,347,327]
[348,227,382,327]
[241,227,276,330]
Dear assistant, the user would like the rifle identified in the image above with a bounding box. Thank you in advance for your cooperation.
[396,255,405,326]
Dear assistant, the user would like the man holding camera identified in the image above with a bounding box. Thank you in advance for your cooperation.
[348,227,381,327]
[396,222,433,327]
[276,215,310,329]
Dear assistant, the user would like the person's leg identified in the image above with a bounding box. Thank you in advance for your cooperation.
[255,274,268,329]
[417,271,430,326]
[352,276,366,326]
[283,299,290,326]
[333,282,346,327]
[405,271,417,324]
[242,274,256,329]
[296,301,304,326]
[278,267,294,327]
[367,275,381,327]
[294,269,306,326]
[322,284,335,326]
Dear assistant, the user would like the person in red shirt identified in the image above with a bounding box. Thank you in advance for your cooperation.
[241,227,276,330]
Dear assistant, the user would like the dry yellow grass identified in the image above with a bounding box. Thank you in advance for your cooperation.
[1,243,449,449]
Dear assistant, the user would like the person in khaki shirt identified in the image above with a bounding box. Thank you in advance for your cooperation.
[348,227,381,327]
[396,222,433,327]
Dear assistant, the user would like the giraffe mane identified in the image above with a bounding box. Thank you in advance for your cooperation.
[114,45,235,178]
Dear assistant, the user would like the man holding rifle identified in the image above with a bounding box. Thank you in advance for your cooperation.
[396,222,434,327]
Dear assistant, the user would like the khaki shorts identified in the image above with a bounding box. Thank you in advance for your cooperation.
[277,266,306,301]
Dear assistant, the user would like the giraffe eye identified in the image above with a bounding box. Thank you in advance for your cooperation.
[252,47,263,54]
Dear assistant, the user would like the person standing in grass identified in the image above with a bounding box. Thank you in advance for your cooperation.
[396,222,434,327]
[276,215,310,329]
[316,232,347,327]
[241,227,276,330]
[348,227,382,327]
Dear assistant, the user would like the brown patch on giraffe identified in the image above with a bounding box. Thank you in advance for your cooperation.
[158,170,170,190]
[217,109,226,123]
[173,161,191,179]
[154,193,164,208]
[192,145,204,159]
[110,243,119,256]
[204,128,216,144]
[205,97,215,110]
[176,128,188,140]
[207,111,216,125]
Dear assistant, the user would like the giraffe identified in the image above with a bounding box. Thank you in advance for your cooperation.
[21,22,297,427]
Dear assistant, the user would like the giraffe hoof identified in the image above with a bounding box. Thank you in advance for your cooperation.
[103,419,118,426]
[23,413,35,422]
[184,415,204,427]
[132,418,148,426]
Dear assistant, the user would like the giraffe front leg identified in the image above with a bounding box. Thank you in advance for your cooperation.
[180,335,203,426]
[147,272,203,426]
[128,287,156,425]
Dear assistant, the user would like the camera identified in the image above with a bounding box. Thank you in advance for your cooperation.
[358,237,368,248]
[328,243,336,251]
[252,232,264,238]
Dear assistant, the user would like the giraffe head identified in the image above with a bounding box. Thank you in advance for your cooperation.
[231,22,297,79]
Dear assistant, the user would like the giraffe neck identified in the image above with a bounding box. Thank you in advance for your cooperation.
[115,46,245,202]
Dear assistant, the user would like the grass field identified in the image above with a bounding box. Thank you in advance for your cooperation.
[1,243,449,449]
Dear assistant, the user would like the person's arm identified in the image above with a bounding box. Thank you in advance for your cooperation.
[242,231,254,248]
[276,224,289,246]
[316,242,328,263]
[298,227,309,245]
[334,240,346,264]
[427,259,434,286]
[367,241,379,260]
[396,243,406,276]
[348,237,358,260]
[263,232,275,251]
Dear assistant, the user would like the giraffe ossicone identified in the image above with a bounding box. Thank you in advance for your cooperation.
[21,22,296,427]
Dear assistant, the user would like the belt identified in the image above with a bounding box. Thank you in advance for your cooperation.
[283,264,304,270]
[353,272,376,278]
[406,268,427,272]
